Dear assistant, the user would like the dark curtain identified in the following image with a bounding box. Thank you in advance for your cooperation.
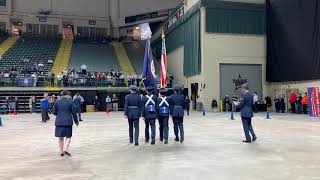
[267,0,320,82]
[184,11,201,77]
[206,8,265,34]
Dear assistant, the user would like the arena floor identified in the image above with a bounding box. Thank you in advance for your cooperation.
[0,112,319,180]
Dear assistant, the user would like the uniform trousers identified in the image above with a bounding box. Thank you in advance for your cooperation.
[128,119,139,144]
[241,117,256,141]
[145,118,156,141]
[158,117,169,140]
[172,117,184,140]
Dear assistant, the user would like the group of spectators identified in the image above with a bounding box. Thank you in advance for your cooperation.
[0,96,20,114]
[0,56,53,86]
[221,91,309,114]
[54,68,129,87]
[287,91,309,114]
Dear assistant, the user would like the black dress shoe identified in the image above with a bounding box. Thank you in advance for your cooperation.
[174,137,180,142]
[242,140,252,143]
[252,136,257,142]
[60,153,64,157]
[159,138,163,142]
[79,119,83,121]
[180,137,184,143]
[135,143,139,146]
[164,139,168,144]
[151,139,155,145]
[145,139,149,143]
[64,151,72,156]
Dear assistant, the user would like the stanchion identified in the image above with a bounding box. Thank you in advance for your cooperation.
[202,108,206,116]
[106,106,110,114]
[230,112,235,120]
[265,111,270,119]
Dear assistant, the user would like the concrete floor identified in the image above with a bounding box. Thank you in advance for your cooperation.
[0,112,319,180]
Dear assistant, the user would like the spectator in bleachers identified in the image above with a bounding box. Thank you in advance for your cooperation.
[57,73,63,87]
[81,64,87,74]
[50,73,55,87]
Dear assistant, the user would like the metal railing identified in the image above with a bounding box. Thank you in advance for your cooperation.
[0,77,144,88]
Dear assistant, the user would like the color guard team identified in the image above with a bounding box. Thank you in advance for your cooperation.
[52,83,257,156]
[124,84,185,146]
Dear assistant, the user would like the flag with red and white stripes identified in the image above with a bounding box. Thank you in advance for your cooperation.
[160,32,167,88]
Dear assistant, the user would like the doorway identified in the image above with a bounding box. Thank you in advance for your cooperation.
[191,83,198,110]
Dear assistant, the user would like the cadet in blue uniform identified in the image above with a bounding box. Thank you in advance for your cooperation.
[171,84,185,143]
[124,85,142,146]
[157,88,170,144]
[142,86,158,145]
[73,93,83,121]
[239,83,257,143]
[53,90,79,157]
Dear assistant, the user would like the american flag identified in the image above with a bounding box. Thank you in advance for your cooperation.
[160,31,167,88]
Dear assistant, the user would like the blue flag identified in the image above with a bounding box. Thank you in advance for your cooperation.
[142,39,157,93]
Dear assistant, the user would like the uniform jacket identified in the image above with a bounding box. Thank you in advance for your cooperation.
[124,93,142,119]
[157,95,171,118]
[40,98,50,110]
[170,93,185,117]
[142,94,158,119]
[53,97,78,126]
[73,96,82,108]
[240,91,254,118]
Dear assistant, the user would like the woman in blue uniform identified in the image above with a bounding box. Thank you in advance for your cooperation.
[53,90,79,157]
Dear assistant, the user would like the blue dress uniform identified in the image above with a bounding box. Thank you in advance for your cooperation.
[53,97,79,138]
[124,85,142,146]
[171,84,185,143]
[157,88,171,144]
[239,83,257,143]
[142,86,158,145]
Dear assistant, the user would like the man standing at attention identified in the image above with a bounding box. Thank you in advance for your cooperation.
[171,84,185,143]
[240,83,257,143]
[124,85,142,146]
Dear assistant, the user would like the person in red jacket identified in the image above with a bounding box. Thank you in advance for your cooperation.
[289,91,297,113]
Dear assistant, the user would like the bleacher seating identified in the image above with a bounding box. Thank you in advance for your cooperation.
[123,40,160,75]
[0,35,61,73]
[69,41,120,72]
[0,35,8,45]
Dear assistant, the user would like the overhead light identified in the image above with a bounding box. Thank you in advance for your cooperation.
[135,26,140,30]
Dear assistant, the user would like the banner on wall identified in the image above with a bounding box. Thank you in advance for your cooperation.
[17,77,34,87]
[307,87,320,117]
